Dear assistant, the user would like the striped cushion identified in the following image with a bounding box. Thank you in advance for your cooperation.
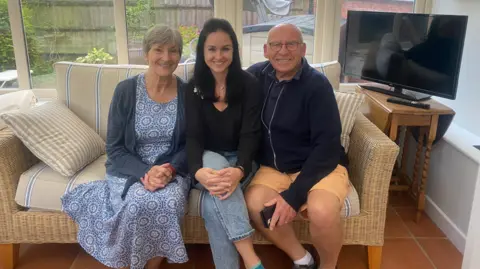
[311,61,341,90]
[54,62,195,140]
[15,155,108,210]
[15,154,360,218]
[1,101,105,177]
[54,61,337,141]
[335,91,365,152]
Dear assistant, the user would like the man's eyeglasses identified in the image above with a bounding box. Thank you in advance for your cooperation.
[268,41,303,52]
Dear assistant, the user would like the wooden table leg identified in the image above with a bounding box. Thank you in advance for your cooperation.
[389,115,399,141]
[416,115,439,223]
[411,128,425,198]
[400,127,410,179]
[391,127,409,191]
[388,115,404,192]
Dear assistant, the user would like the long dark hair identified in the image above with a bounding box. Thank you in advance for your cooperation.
[192,18,244,103]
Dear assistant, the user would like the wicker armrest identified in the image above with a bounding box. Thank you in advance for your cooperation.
[0,129,37,242]
[348,113,399,214]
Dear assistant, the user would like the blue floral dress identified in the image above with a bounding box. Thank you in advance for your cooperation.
[61,74,190,269]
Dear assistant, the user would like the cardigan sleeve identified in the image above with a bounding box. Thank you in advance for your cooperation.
[105,79,151,180]
[235,73,262,176]
[166,85,189,177]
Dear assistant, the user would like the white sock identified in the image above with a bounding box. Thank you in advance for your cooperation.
[293,251,314,266]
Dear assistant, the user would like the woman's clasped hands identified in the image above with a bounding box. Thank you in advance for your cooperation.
[195,167,244,200]
[141,163,174,192]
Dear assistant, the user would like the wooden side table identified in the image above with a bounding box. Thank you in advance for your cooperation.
[357,85,455,223]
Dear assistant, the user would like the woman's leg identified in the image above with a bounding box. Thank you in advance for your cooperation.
[123,176,189,269]
[198,151,261,269]
[197,151,240,269]
[200,187,241,269]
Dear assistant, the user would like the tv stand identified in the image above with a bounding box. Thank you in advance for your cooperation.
[360,85,431,101]
[358,84,455,223]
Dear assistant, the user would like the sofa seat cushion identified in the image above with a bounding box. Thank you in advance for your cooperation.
[16,156,360,218]
[15,155,108,211]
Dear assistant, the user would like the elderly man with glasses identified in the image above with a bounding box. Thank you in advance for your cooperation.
[245,24,348,269]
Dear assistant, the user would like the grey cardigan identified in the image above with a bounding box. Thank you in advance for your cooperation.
[104,74,188,199]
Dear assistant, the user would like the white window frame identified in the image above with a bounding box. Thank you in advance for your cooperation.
[5,0,433,94]
[7,0,30,90]
[113,0,129,65]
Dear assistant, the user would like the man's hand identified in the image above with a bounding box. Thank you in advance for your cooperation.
[208,167,244,200]
[264,194,297,230]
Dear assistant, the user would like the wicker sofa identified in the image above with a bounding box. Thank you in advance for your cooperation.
[0,61,399,269]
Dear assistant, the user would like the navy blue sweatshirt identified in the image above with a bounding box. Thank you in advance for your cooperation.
[247,58,348,211]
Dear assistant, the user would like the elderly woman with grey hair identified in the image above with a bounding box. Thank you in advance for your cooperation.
[61,25,190,269]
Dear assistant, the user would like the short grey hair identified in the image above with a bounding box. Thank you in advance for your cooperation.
[143,25,183,57]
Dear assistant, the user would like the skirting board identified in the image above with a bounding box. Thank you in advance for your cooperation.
[425,195,466,253]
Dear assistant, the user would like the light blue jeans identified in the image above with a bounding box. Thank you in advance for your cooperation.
[194,150,256,269]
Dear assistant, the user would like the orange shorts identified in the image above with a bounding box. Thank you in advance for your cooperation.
[248,164,350,214]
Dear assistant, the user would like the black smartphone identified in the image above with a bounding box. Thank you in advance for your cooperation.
[260,204,277,229]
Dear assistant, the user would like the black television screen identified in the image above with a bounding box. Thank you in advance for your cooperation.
[342,11,468,100]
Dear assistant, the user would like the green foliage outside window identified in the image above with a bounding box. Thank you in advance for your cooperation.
[76,48,114,64]
[0,0,47,74]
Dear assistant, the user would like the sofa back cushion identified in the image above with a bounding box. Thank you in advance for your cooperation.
[310,61,341,90]
[54,60,348,141]
[54,62,195,140]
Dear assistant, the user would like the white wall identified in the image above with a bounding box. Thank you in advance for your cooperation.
[407,0,480,257]
[462,164,480,269]
[406,124,480,253]
[432,0,480,138]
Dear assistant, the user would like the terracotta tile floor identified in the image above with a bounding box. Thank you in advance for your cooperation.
[6,193,463,269]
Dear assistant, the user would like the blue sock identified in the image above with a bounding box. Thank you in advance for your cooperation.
[251,262,264,269]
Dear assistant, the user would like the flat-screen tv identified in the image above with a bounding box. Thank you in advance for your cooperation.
[342,11,468,101]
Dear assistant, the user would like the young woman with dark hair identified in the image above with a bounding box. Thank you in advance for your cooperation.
[185,18,264,269]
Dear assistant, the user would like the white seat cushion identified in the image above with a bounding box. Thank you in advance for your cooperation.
[16,156,360,218]
[15,155,108,211]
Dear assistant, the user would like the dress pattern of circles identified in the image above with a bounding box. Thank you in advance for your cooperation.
[61,74,190,269]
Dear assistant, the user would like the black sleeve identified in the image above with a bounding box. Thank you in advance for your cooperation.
[105,80,151,179]
[280,80,343,212]
[236,74,262,176]
[185,82,205,177]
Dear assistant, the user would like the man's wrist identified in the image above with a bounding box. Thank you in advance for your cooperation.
[280,191,301,212]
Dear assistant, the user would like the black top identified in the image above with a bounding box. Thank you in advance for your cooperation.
[247,59,348,212]
[185,70,262,179]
